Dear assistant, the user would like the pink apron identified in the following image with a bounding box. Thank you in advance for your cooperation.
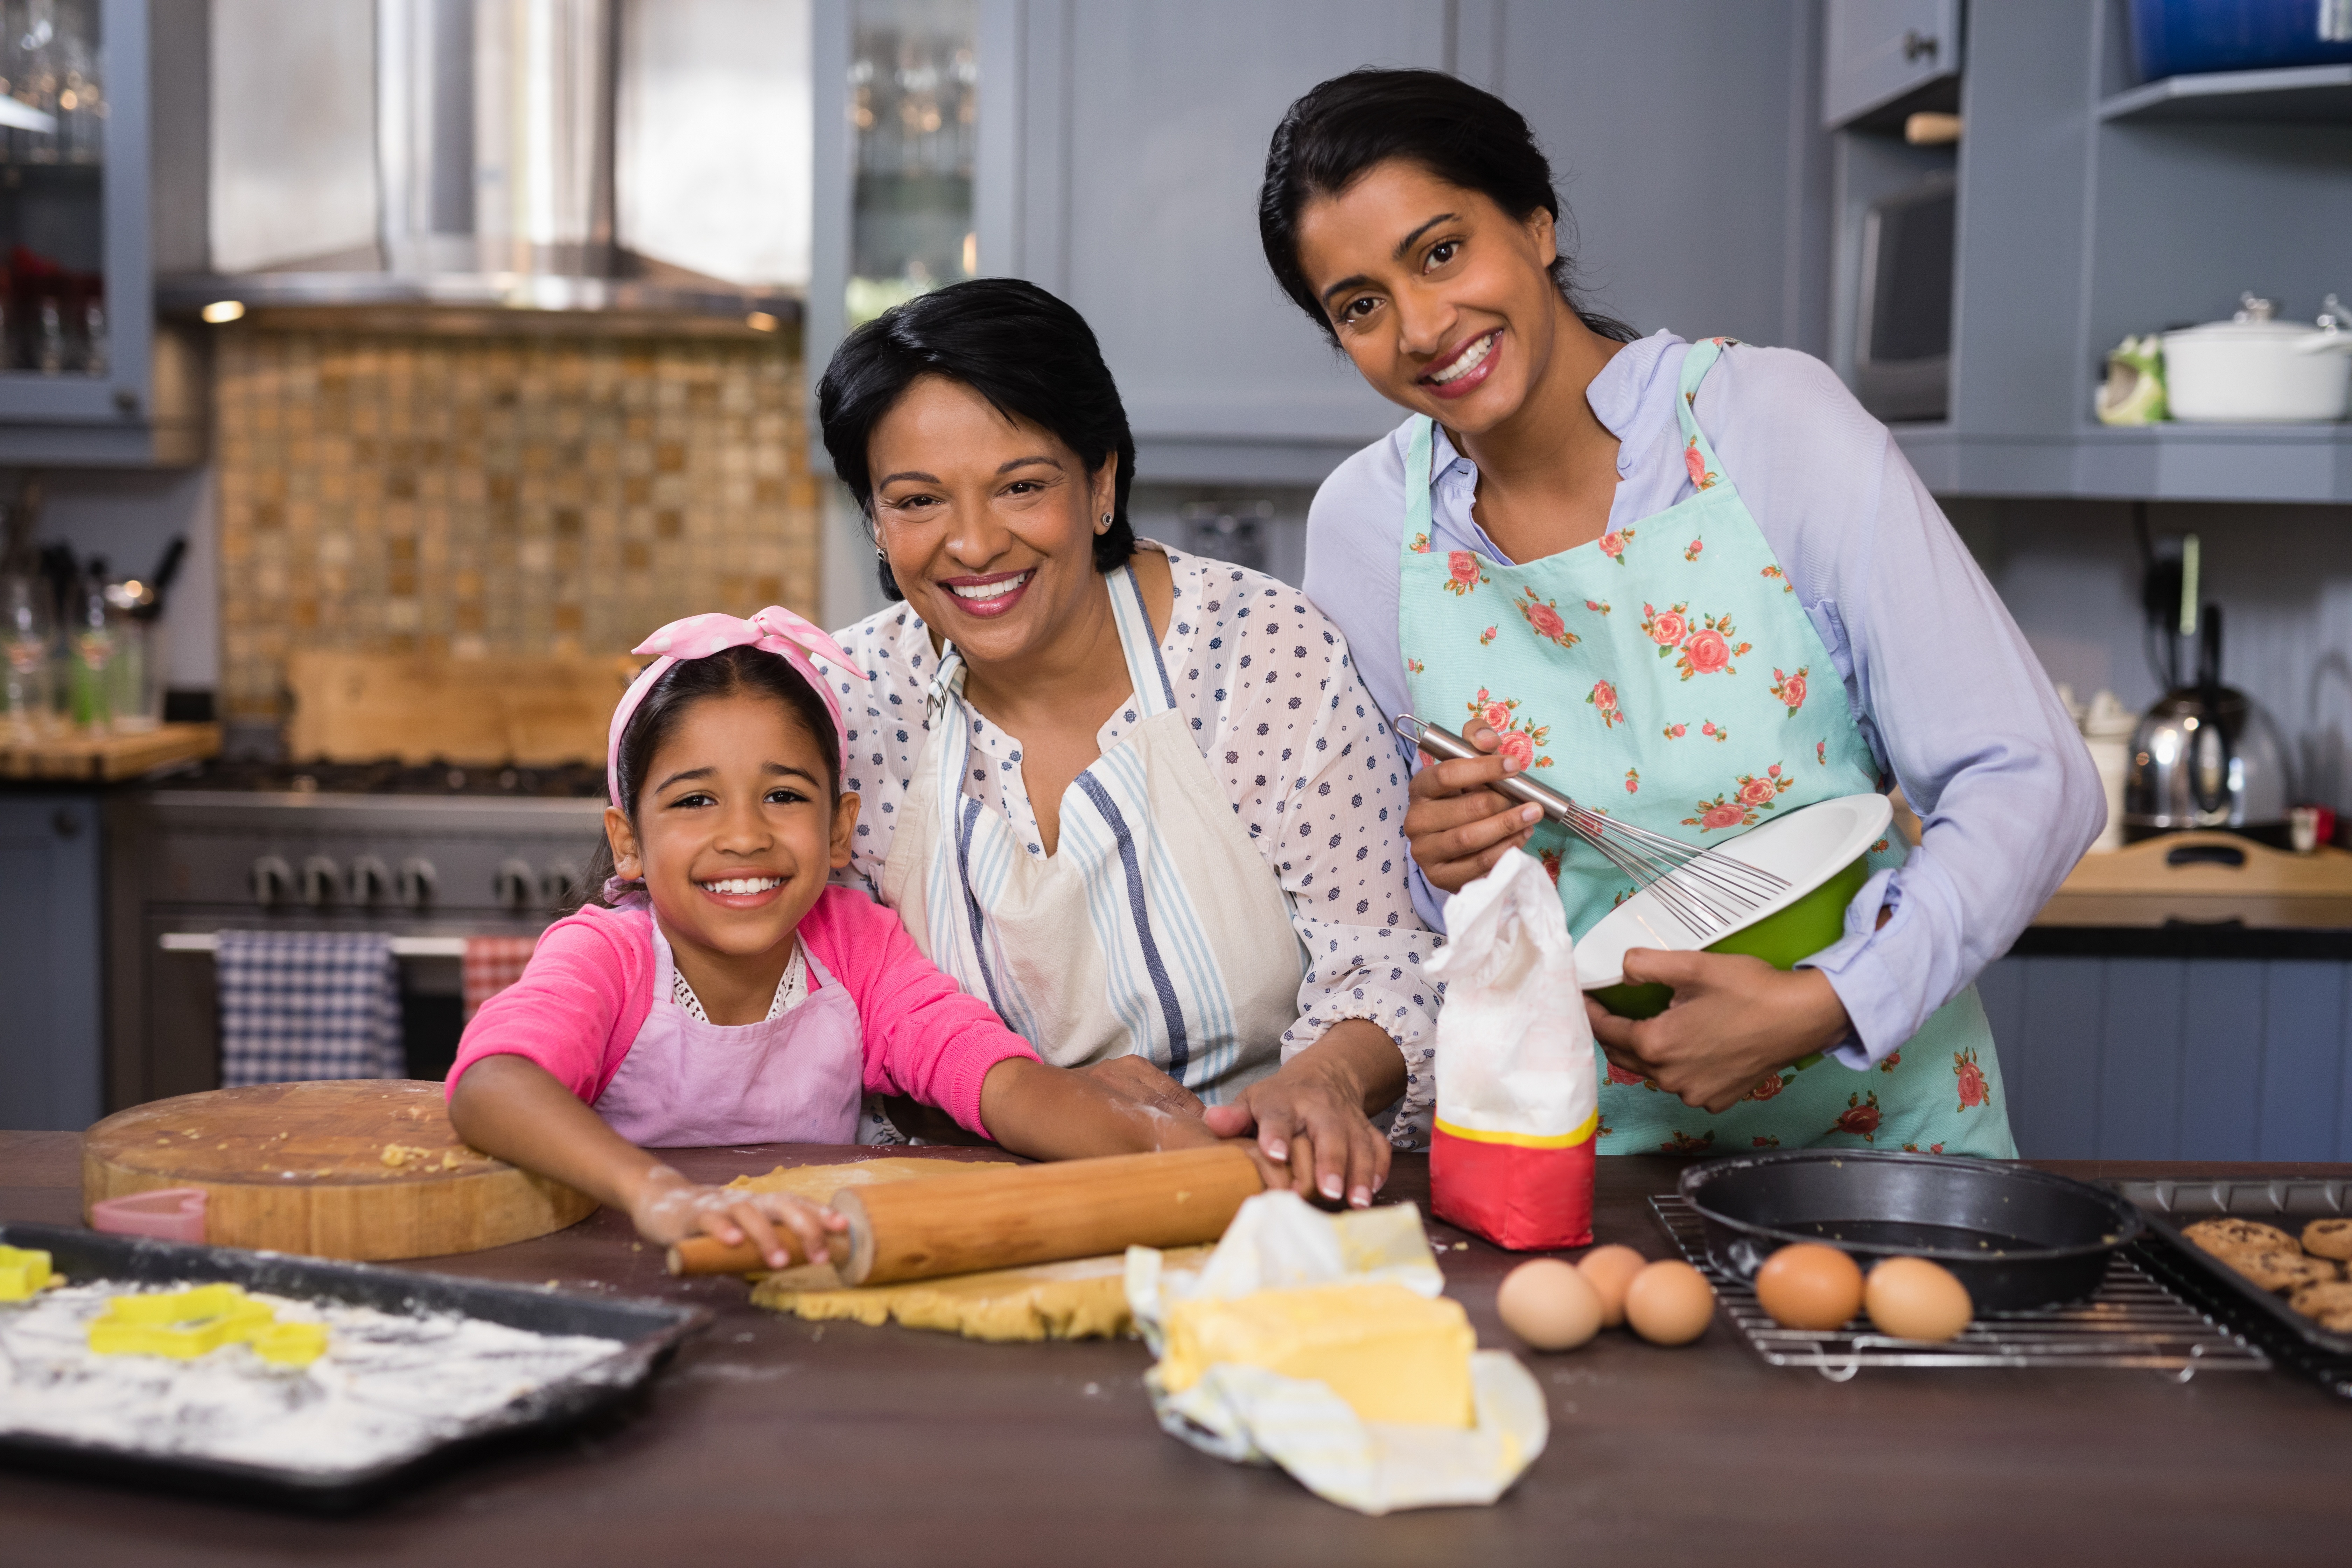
[593,919,864,1147]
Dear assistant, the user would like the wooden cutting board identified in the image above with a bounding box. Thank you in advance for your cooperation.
[282,651,638,765]
[2037,831,2352,927]
[0,721,222,782]
[82,1081,597,1261]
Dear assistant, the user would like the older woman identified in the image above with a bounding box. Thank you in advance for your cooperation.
[818,277,1435,1206]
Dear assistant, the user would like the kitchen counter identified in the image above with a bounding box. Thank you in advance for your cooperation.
[2,1136,2348,1564]
[0,723,222,785]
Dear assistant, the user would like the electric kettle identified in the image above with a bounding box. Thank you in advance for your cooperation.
[2122,604,2294,846]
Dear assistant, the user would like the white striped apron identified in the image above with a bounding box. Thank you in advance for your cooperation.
[875,565,1306,1103]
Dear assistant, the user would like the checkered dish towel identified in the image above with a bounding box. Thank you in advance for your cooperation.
[463,935,539,1020]
[216,931,405,1086]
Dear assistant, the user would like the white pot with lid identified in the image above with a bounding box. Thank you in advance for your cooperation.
[2161,294,2352,423]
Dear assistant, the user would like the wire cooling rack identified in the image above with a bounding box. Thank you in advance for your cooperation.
[1649,1195,2270,1380]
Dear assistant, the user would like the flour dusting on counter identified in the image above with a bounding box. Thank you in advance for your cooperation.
[0,1282,624,1473]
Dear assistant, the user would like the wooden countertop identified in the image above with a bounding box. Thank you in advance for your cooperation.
[0,722,221,783]
[3,1135,2348,1564]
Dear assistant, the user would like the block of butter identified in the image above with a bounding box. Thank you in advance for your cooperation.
[1156,1281,1476,1428]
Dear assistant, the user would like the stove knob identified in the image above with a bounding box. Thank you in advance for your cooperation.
[398,858,438,910]
[493,859,537,913]
[250,855,294,909]
[300,855,341,908]
[539,860,583,908]
[347,856,392,907]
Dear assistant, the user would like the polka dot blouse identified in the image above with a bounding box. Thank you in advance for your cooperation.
[825,542,1439,1148]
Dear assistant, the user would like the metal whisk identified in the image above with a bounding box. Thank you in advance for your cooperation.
[1397,714,1788,940]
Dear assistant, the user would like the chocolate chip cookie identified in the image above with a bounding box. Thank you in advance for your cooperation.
[2184,1217,2302,1260]
[2227,1248,2339,1293]
[2300,1218,2352,1262]
[2288,1279,2352,1332]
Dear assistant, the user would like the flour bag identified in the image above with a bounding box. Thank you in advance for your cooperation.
[1423,849,1599,1250]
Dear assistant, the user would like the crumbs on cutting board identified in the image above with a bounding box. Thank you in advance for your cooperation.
[379,1143,476,1172]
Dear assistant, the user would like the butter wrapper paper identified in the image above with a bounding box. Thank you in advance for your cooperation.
[1125,1192,1547,1515]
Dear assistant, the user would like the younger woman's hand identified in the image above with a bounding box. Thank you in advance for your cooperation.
[626,1165,846,1270]
[1585,950,1856,1113]
[1404,718,1544,893]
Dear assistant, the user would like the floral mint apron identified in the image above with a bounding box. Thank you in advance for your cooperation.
[1399,336,2014,1158]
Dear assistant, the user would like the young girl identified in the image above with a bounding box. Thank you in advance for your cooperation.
[447,606,1224,1268]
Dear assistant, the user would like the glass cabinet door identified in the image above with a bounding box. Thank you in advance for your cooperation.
[844,0,974,327]
[0,0,150,427]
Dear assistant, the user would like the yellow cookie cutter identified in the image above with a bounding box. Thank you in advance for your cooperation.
[88,1283,287,1360]
[251,1320,329,1366]
[0,1245,54,1302]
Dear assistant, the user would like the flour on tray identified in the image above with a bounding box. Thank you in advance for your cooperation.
[0,1281,623,1474]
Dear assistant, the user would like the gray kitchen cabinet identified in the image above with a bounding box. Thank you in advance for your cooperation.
[1004,0,1446,484]
[0,793,103,1130]
[1979,953,2352,1161]
[1850,0,2352,503]
[1464,0,1833,359]
[1821,0,1961,127]
[811,0,1836,486]
[0,0,200,467]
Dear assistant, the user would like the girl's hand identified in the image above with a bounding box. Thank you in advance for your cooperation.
[626,1165,847,1271]
[1586,950,1855,1113]
[1404,719,1544,893]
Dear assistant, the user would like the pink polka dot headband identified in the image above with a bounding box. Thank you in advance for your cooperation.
[606,606,854,809]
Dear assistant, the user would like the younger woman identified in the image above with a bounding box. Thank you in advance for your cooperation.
[447,607,1223,1268]
[1259,70,2101,1156]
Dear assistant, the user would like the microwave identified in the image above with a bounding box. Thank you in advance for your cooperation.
[1854,172,1956,422]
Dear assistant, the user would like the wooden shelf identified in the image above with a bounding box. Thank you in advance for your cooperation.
[0,722,221,783]
[1895,422,2352,502]
[2099,63,2352,124]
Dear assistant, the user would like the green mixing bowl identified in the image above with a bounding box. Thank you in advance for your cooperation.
[1590,854,1870,1020]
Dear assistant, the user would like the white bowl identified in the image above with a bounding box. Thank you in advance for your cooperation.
[1574,793,1894,991]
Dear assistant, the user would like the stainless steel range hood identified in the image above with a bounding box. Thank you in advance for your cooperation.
[160,0,799,329]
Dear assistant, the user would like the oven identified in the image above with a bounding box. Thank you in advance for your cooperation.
[104,763,608,1111]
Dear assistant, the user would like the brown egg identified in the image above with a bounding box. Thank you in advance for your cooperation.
[1496,1258,1603,1351]
[1576,1244,1648,1329]
[1623,1259,1715,1346]
[1752,1242,1864,1331]
[1864,1256,1973,1342]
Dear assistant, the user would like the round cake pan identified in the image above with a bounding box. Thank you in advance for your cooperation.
[1679,1149,2143,1313]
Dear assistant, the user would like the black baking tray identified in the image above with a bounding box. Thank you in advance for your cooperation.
[2110,1178,2352,1398]
[0,1223,709,1511]
[1680,1150,2144,1312]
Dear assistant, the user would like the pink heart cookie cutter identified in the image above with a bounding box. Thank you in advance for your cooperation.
[90,1187,208,1244]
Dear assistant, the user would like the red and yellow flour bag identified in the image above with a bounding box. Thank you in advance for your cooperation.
[1423,850,1598,1250]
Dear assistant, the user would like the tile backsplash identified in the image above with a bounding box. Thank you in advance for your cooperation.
[215,327,818,722]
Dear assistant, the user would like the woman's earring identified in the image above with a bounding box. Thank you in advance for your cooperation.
[1097,512,1112,534]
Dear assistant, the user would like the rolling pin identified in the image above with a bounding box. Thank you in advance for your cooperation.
[665,1144,1264,1283]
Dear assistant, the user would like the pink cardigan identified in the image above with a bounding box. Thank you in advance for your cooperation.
[445,887,1037,1137]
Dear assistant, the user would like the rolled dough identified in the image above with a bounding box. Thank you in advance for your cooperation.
[725,1158,1208,1342]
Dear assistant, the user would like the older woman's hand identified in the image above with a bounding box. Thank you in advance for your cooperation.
[1404,719,1545,893]
[1201,1020,1404,1209]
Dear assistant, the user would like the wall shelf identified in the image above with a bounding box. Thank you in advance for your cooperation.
[2099,63,2352,124]
[1894,422,2352,503]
